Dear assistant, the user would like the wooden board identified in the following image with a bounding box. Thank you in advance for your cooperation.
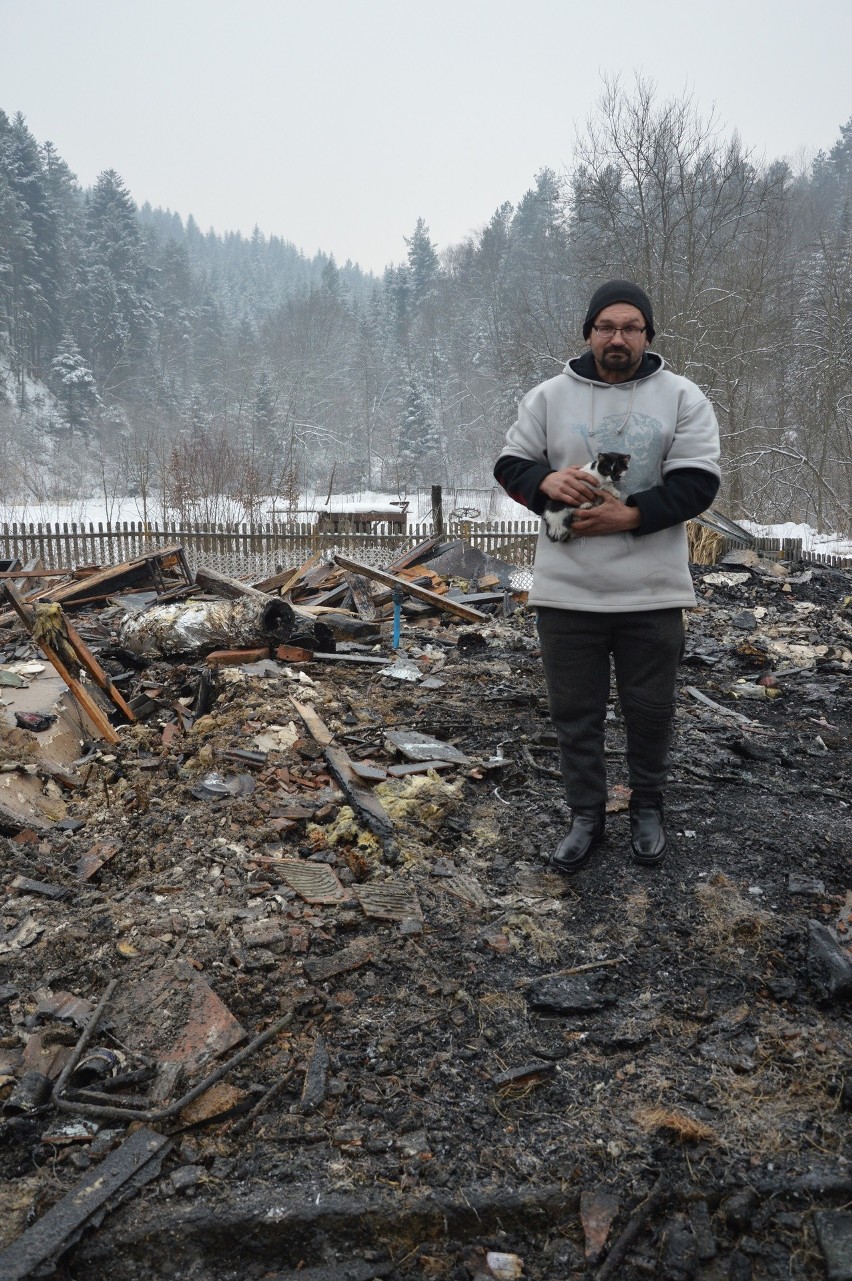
[252,550,324,595]
[332,555,489,623]
[290,697,335,746]
[385,533,443,573]
[1,585,119,743]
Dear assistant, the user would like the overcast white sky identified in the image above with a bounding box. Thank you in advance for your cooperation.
[2,0,850,274]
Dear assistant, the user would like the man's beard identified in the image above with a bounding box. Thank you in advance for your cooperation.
[599,346,640,374]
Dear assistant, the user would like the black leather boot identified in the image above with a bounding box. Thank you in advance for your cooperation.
[552,807,605,873]
[629,796,667,865]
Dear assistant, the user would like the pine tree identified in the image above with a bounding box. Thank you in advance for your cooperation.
[398,375,439,486]
[0,112,65,400]
[150,237,196,410]
[811,116,852,230]
[41,139,84,319]
[404,217,439,306]
[76,169,153,392]
[49,334,100,441]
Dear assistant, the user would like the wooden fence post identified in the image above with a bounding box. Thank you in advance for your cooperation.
[431,486,443,540]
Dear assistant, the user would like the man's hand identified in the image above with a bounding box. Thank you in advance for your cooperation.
[570,489,641,536]
[539,466,601,505]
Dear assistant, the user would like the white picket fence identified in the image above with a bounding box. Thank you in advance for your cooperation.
[0,518,541,579]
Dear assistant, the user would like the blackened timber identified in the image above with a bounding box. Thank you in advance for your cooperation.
[0,547,191,627]
[446,591,507,606]
[386,533,443,573]
[431,487,444,540]
[296,583,349,608]
[252,550,324,595]
[332,555,489,622]
[324,745,399,860]
[342,571,379,620]
[194,565,271,601]
[48,545,190,606]
[0,1128,172,1281]
[194,566,335,651]
[61,615,137,723]
[313,611,380,641]
[25,592,135,723]
[297,1034,330,1114]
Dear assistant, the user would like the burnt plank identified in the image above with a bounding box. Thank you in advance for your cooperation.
[332,555,489,623]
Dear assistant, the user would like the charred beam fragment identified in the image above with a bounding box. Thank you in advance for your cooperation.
[332,555,489,623]
[194,566,335,650]
[0,1127,172,1281]
[324,745,399,862]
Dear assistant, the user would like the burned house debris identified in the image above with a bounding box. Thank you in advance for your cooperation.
[0,528,850,1281]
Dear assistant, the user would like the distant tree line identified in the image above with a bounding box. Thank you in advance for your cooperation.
[1,76,850,529]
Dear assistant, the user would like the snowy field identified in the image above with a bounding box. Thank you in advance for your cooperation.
[0,489,512,530]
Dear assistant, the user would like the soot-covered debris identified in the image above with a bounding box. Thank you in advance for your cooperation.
[0,543,850,1281]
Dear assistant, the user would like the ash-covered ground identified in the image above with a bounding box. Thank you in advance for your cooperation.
[1,555,850,1281]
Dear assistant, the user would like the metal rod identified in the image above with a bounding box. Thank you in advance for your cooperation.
[53,1009,293,1123]
[52,979,118,1097]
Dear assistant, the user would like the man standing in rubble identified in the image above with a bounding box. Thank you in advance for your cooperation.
[494,280,721,872]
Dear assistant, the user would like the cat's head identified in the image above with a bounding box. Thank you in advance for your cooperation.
[596,452,631,483]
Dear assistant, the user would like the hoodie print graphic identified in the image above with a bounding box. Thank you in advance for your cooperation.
[575,410,666,495]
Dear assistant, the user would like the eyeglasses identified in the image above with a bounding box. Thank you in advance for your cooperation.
[592,323,646,339]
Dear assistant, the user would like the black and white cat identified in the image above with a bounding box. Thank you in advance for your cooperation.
[542,451,631,543]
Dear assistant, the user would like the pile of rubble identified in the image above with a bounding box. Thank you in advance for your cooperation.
[0,537,849,1281]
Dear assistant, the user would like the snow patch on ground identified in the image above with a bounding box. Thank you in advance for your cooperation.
[739,520,852,557]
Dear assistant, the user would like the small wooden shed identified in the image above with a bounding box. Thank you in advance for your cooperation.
[316,505,408,533]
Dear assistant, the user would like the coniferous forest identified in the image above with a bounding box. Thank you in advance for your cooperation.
[1,79,850,530]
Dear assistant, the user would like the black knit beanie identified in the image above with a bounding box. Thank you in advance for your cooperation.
[582,279,655,341]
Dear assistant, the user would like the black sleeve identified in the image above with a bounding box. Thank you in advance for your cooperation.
[493,454,553,516]
[626,468,720,535]
[495,456,720,532]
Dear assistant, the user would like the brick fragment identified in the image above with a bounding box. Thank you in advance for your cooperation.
[275,644,313,662]
[205,647,270,666]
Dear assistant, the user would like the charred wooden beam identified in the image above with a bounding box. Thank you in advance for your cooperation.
[324,744,399,863]
[2,584,121,743]
[193,566,335,651]
[0,545,192,627]
[332,555,489,623]
[342,571,379,621]
[0,1128,172,1281]
[49,545,190,605]
[386,533,443,573]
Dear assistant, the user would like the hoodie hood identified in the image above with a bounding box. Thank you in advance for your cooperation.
[565,350,664,384]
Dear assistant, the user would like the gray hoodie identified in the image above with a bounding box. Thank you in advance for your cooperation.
[498,356,721,612]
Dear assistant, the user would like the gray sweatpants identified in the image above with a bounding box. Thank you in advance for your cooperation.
[536,607,685,809]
